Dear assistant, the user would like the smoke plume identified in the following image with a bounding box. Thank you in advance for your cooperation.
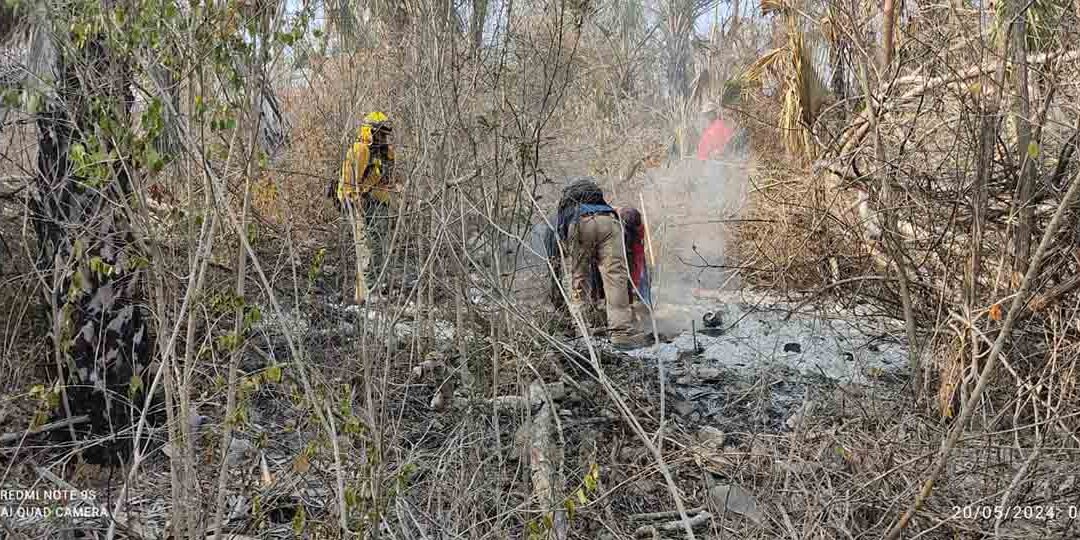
[636,126,752,336]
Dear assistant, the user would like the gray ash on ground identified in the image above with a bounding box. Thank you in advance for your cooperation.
[613,290,912,434]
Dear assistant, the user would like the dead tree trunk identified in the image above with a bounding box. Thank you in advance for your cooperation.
[1011,1,1034,275]
[30,34,154,466]
[882,0,896,66]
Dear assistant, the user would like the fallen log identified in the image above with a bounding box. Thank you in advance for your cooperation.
[633,510,712,537]
[1,415,90,445]
[526,380,568,540]
[630,506,707,522]
[489,381,569,413]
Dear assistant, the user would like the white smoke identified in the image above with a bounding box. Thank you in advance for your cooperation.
[635,121,753,336]
[511,120,754,337]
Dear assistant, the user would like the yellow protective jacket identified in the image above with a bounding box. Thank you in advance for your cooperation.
[337,114,398,206]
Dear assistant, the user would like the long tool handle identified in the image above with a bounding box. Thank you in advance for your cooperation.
[639,192,656,267]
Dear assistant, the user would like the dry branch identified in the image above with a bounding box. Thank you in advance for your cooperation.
[0,415,89,445]
[490,381,568,412]
[630,506,708,521]
[885,161,1080,540]
[527,379,568,540]
[633,511,712,537]
[827,49,1080,163]
[1029,273,1080,312]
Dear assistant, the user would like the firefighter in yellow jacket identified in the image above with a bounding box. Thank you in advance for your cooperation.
[329,111,400,304]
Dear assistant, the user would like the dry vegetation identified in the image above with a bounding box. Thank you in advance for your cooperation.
[2,0,1080,539]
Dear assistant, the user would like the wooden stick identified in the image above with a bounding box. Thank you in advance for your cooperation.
[34,466,80,491]
[633,511,712,537]
[1,415,90,445]
[639,193,656,268]
[631,506,707,521]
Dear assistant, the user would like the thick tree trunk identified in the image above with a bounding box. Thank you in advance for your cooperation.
[882,0,896,66]
[31,36,154,466]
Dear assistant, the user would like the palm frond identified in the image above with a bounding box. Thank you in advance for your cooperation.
[747,13,829,159]
[782,25,809,157]
[760,0,793,17]
[1,2,55,99]
[744,47,787,84]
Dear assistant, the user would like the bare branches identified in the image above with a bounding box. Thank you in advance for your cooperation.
[885,153,1080,540]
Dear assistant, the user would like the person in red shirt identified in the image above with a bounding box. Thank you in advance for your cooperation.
[697,102,735,160]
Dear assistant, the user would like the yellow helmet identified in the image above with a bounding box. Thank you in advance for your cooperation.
[359,111,392,144]
[363,111,389,123]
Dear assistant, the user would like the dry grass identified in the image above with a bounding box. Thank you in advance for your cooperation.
[2,1,1080,539]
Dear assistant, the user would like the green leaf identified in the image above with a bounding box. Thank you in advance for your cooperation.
[70,143,88,165]
[145,143,165,174]
[129,374,144,398]
[344,415,363,435]
[26,91,41,114]
[244,305,262,327]
[265,364,282,384]
[69,271,85,300]
[229,404,248,426]
[89,256,115,277]
[344,487,359,509]
[401,462,417,480]
[2,89,19,108]
[1027,141,1040,159]
[130,256,151,270]
[216,332,242,352]
[32,410,49,429]
[291,504,306,533]
[584,471,597,491]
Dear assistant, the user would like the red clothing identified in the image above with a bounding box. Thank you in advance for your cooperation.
[616,207,648,296]
[697,118,734,160]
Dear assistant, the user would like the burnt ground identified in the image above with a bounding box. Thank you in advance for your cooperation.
[3,254,1078,539]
